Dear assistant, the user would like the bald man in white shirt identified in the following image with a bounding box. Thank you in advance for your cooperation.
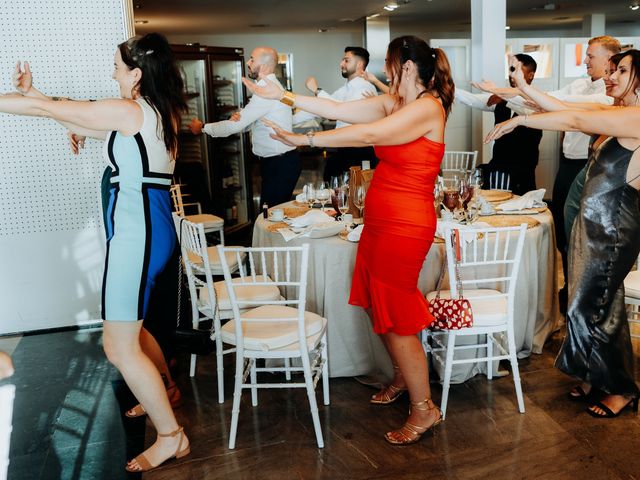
[190,46,300,208]
[304,46,378,179]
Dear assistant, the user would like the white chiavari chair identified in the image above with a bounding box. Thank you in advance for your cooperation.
[217,244,330,449]
[422,224,528,419]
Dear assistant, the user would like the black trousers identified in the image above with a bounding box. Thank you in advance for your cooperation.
[259,149,302,207]
[323,146,378,181]
[551,154,588,280]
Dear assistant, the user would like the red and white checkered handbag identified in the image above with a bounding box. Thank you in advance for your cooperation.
[428,229,474,330]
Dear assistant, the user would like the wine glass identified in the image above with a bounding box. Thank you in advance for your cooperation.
[316,181,331,212]
[330,176,340,191]
[443,189,460,213]
[341,170,350,189]
[459,177,473,209]
[334,188,349,226]
[471,168,484,190]
[353,185,367,220]
[304,182,316,209]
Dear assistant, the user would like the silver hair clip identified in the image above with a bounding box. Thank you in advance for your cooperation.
[402,38,409,48]
[144,49,154,55]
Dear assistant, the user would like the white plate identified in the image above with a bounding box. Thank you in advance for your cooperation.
[307,221,344,239]
[267,216,286,222]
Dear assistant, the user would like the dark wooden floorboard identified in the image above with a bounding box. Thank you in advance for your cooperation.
[3,329,639,480]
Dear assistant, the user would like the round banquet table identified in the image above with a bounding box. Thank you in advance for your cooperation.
[252,202,560,384]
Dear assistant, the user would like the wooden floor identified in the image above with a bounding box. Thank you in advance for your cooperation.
[2,328,640,480]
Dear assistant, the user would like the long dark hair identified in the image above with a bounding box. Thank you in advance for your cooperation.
[616,49,640,103]
[386,36,455,118]
[118,33,187,156]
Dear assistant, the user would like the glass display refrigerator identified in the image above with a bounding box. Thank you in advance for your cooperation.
[172,44,254,234]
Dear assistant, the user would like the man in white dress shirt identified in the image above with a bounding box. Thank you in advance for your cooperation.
[303,46,378,179]
[190,46,300,208]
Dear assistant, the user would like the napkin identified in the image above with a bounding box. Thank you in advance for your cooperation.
[347,224,364,242]
[277,227,308,242]
[497,189,546,211]
[288,209,333,228]
[436,220,491,243]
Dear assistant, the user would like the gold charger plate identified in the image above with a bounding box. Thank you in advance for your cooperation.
[338,230,359,242]
[480,215,539,229]
[266,222,289,232]
[481,190,513,203]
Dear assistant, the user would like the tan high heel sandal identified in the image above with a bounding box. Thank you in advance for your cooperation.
[370,365,408,405]
[125,382,183,418]
[384,398,443,445]
[125,426,190,473]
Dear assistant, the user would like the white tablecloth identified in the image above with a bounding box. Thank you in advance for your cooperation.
[252,203,560,383]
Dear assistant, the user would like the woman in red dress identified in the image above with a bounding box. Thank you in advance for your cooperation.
[243,36,454,444]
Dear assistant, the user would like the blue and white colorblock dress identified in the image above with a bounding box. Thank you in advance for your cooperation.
[102,98,177,321]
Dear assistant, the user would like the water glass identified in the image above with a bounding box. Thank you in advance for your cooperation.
[304,182,316,209]
[354,185,366,219]
[316,181,331,212]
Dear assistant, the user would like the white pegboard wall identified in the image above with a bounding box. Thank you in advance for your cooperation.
[0,0,128,236]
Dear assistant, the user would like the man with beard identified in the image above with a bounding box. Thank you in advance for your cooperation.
[190,46,300,207]
[303,46,377,179]
[456,54,542,195]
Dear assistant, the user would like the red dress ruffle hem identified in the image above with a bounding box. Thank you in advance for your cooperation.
[348,137,444,336]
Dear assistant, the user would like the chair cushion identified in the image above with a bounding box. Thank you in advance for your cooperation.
[185,213,224,230]
[625,271,640,299]
[187,247,244,272]
[426,289,508,327]
[220,305,326,351]
[198,276,282,311]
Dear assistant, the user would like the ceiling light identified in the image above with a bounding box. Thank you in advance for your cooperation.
[505,25,511,30]
[384,3,398,11]
[631,1,640,10]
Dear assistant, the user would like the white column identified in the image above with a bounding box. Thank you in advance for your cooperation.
[365,16,390,83]
[470,0,506,164]
[582,14,606,37]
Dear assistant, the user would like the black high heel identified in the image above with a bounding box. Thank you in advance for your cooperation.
[586,396,639,418]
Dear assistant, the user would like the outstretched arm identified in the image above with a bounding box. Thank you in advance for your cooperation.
[507,55,614,113]
[241,76,389,124]
[12,61,110,139]
[265,96,442,148]
[0,93,142,136]
[485,107,640,143]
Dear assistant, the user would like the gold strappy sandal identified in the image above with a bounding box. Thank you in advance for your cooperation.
[370,365,408,405]
[384,398,443,445]
[125,426,190,473]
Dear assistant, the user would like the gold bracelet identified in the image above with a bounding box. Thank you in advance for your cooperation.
[280,90,296,107]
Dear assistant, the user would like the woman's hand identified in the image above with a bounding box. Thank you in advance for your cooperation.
[68,131,86,154]
[12,61,32,95]
[262,119,305,146]
[508,55,527,90]
[484,117,522,143]
[241,76,283,100]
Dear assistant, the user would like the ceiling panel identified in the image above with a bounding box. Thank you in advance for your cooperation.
[133,0,640,35]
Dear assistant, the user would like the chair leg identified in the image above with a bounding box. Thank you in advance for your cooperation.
[284,358,292,381]
[441,332,457,421]
[214,319,225,404]
[321,334,330,406]
[228,355,244,449]
[507,331,525,413]
[301,355,324,448]
[250,360,258,407]
[487,333,493,380]
[189,353,196,377]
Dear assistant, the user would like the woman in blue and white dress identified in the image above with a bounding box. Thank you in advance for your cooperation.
[1,33,190,472]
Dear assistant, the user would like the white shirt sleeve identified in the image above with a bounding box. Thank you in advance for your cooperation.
[202,94,275,138]
[550,92,614,105]
[455,88,495,112]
